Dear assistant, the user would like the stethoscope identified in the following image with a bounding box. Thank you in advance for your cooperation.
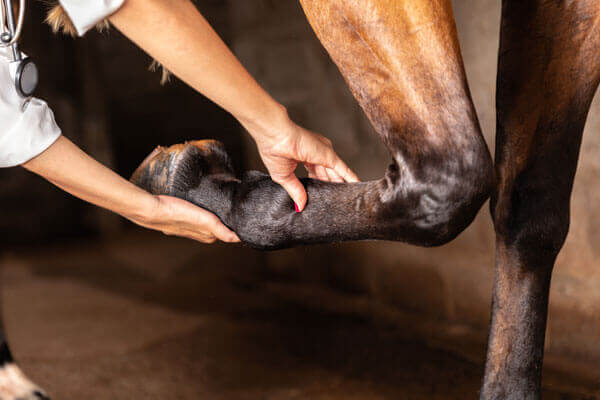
[0,0,38,98]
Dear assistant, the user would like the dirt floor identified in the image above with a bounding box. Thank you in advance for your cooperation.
[1,231,597,399]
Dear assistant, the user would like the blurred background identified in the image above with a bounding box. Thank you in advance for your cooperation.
[1,0,599,398]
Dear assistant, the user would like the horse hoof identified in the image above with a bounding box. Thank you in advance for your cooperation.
[130,139,235,197]
[0,363,49,400]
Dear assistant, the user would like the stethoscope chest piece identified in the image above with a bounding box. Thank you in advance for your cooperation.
[15,56,37,97]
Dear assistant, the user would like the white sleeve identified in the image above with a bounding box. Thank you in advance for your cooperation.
[59,0,125,36]
[0,48,61,168]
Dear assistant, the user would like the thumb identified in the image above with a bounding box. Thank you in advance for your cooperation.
[276,174,308,212]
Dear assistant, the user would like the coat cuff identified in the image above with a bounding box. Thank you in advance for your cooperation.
[58,0,125,36]
[0,46,63,168]
[0,98,62,168]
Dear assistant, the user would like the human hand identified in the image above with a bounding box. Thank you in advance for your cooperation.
[244,109,359,211]
[131,194,240,244]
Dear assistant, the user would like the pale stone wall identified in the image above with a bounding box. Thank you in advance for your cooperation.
[228,0,600,379]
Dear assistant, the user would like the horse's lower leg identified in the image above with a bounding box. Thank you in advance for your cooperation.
[132,0,494,249]
[0,323,48,399]
[481,1,600,398]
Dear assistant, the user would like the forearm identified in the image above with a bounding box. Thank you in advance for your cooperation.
[108,0,287,135]
[22,136,156,223]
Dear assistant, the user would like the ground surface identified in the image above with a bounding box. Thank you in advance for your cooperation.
[1,231,597,399]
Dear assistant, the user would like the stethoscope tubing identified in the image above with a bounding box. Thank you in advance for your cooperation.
[0,0,38,98]
[0,0,25,52]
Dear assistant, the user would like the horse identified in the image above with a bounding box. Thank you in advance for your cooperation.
[131,1,600,398]
[2,0,598,399]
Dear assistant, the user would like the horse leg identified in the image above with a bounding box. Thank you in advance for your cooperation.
[131,0,494,250]
[481,1,600,398]
[0,322,49,399]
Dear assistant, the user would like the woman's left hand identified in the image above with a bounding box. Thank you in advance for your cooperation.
[243,109,359,212]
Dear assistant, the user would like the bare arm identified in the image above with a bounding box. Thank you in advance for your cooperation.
[108,0,358,210]
[22,136,240,243]
[21,0,355,245]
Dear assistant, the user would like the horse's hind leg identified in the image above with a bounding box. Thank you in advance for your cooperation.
[482,1,600,398]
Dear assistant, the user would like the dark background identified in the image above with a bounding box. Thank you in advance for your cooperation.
[1,0,245,243]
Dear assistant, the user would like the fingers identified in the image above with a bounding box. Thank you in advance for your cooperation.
[306,158,354,184]
[332,158,360,183]
[207,214,241,243]
[151,195,241,244]
[179,223,240,244]
[256,122,359,210]
[298,131,360,183]
[315,165,329,181]
[309,161,352,184]
[305,163,318,179]
[191,209,240,243]
[182,232,217,244]
[273,174,308,211]
[318,148,359,183]
[325,167,344,183]
[159,227,217,244]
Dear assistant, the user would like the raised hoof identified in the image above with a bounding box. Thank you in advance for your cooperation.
[0,363,49,400]
[130,139,235,197]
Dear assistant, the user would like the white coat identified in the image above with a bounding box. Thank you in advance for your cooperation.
[0,0,125,167]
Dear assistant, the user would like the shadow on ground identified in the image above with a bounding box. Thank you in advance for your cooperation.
[1,230,596,399]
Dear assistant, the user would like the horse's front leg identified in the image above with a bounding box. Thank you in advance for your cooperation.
[482,1,600,398]
[132,0,494,249]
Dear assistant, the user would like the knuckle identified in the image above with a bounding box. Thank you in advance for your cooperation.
[206,215,221,225]
[335,161,347,173]
[335,160,347,172]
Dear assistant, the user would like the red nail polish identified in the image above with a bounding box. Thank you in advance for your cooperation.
[295,203,300,213]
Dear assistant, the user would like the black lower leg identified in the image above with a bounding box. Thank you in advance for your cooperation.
[481,248,554,399]
[0,285,13,366]
[482,1,600,398]
[0,333,14,366]
[132,127,492,250]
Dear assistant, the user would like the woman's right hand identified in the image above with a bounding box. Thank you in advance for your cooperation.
[131,195,240,244]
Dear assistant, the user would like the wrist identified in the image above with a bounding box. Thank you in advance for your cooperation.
[123,192,161,225]
[236,101,291,142]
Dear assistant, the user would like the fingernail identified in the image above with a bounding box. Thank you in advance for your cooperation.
[294,203,300,213]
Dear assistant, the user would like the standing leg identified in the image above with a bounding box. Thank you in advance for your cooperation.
[482,1,600,398]
[0,315,48,399]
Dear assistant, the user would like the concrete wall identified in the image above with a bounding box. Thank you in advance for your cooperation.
[228,0,600,381]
